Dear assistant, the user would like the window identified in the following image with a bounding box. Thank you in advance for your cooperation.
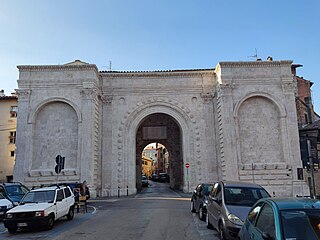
[56,189,64,201]
[255,204,275,239]
[305,114,309,124]
[281,209,320,240]
[64,188,72,198]
[10,106,17,118]
[248,202,264,223]
[9,131,16,144]
[10,151,15,157]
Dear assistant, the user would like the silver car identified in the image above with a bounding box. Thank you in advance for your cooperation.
[206,181,270,240]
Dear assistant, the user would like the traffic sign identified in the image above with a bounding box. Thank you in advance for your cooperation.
[55,155,65,174]
[185,163,190,168]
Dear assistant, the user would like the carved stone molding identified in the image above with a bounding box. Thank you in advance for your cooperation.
[101,95,113,104]
[218,83,236,91]
[80,88,99,100]
[282,82,296,93]
[16,89,31,101]
[200,93,214,103]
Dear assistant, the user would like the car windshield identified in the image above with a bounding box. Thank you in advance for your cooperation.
[21,190,55,204]
[142,176,147,180]
[203,185,213,196]
[224,187,269,206]
[5,185,28,196]
[281,209,320,240]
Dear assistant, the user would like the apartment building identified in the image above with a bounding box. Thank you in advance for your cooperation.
[0,90,17,182]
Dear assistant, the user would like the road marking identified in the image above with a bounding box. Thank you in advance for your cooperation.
[89,205,97,214]
[88,199,118,203]
[134,197,190,201]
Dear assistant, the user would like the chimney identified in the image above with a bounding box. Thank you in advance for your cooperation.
[267,56,273,61]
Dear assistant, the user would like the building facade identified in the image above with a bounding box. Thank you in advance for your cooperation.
[13,59,309,197]
[141,155,154,179]
[0,91,17,183]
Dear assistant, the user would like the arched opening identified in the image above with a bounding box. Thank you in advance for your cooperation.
[141,142,170,182]
[135,113,183,192]
[32,101,78,170]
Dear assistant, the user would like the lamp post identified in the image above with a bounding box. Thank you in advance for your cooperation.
[307,139,316,198]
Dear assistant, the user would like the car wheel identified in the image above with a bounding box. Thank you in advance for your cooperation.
[47,215,54,230]
[190,200,196,213]
[219,222,226,240]
[206,212,213,229]
[67,207,74,220]
[7,227,18,233]
[199,206,205,221]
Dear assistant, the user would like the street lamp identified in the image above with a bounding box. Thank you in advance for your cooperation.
[307,139,316,198]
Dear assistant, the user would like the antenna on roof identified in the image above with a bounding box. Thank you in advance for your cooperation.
[102,60,113,71]
[248,48,261,61]
[109,61,112,71]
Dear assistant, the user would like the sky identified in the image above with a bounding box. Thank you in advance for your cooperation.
[0,0,319,113]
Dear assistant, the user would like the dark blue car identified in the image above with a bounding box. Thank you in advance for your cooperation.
[0,182,29,205]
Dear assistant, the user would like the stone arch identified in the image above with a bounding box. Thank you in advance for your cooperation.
[120,98,196,194]
[28,97,82,124]
[234,93,285,165]
[135,113,181,191]
[31,101,79,172]
[234,92,286,119]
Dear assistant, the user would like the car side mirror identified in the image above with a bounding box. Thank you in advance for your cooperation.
[262,232,273,240]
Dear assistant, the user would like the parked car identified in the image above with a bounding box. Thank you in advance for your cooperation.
[239,197,320,240]
[142,176,149,187]
[191,183,214,220]
[0,182,29,205]
[151,174,159,182]
[3,185,75,233]
[206,181,270,240]
[0,193,14,219]
[159,173,169,183]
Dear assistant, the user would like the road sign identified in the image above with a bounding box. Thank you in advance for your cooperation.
[55,155,65,174]
[185,163,190,168]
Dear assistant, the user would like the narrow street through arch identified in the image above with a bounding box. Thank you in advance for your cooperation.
[136,113,184,193]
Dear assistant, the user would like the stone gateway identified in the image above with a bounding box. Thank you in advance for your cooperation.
[13,60,308,197]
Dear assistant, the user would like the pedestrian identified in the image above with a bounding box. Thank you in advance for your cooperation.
[80,180,90,200]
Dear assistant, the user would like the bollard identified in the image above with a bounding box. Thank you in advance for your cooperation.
[127,185,129,196]
[118,186,120,198]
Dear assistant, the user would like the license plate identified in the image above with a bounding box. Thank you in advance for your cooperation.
[17,223,28,227]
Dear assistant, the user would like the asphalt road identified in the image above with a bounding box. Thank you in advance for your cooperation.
[0,181,220,240]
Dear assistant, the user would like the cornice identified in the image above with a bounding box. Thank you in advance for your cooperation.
[99,70,215,78]
[218,60,293,68]
[17,64,99,72]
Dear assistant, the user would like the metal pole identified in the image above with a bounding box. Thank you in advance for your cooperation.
[252,163,255,183]
[187,168,189,193]
[307,139,316,198]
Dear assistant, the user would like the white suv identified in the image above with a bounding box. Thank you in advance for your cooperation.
[3,185,75,233]
[0,193,14,219]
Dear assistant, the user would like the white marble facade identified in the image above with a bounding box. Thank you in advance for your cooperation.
[13,60,309,197]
